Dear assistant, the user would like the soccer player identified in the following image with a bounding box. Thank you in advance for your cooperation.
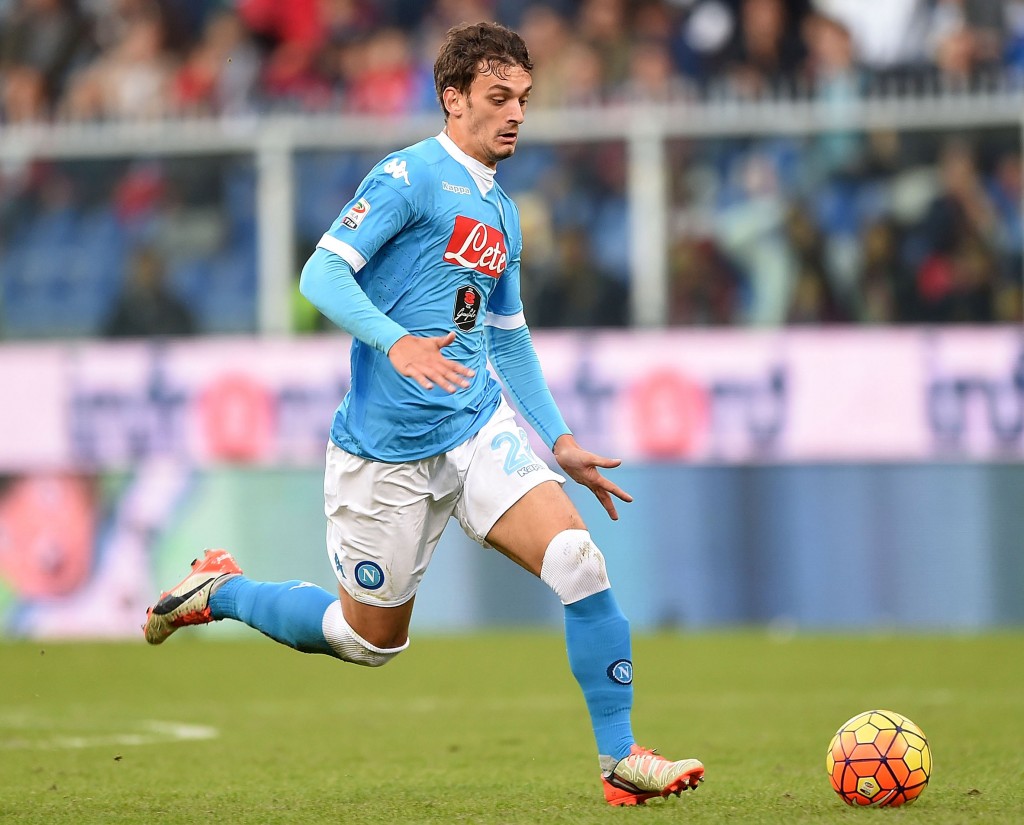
[143,21,704,807]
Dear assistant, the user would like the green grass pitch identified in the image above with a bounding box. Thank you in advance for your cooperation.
[2,632,1022,824]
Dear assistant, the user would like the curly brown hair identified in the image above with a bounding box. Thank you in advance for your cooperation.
[433,22,533,120]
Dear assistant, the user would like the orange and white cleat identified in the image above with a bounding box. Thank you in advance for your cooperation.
[143,549,242,645]
[601,745,704,806]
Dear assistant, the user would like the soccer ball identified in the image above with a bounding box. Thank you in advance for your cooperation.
[826,709,931,807]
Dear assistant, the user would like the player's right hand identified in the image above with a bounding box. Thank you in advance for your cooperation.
[387,332,475,392]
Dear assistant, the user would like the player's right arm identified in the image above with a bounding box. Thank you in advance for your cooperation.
[300,249,473,393]
[300,154,473,392]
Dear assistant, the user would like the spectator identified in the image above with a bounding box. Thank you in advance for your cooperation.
[517,4,572,109]
[722,0,807,96]
[61,11,174,120]
[531,226,628,328]
[804,13,864,178]
[912,138,1002,323]
[0,0,93,122]
[786,261,847,323]
[102,245,196,337]
[926,0,1004,85]
[814,0,930,71]
[855,217,915,323]
[613,38,691,104]
[171,10,259,116]
[918,138,998,259]
[784,204,850,323]
[237,0,330,107]
[677,0,739,87]
[667,236,744,325]
[344,27,420,115]
[577,0,633,88]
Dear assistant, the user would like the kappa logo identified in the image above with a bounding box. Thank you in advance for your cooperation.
[453,284,482,331]
[443,216,507,277]
[341,197,371,230]
[383,158,410,185]
[442,181,471,196]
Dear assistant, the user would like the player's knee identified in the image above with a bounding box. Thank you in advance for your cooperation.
[539,529,610,605]
[321,601,408,667]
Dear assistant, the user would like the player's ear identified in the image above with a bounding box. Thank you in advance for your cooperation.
[442,86,463,118]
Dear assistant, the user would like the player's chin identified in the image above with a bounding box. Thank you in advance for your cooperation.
[494,136,518,156]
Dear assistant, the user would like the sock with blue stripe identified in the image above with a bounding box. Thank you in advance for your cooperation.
[564,589,635,762]
[210,577,337,656]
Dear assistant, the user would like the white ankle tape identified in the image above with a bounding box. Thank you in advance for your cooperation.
[539,529,610,605]
[321,601,408,667]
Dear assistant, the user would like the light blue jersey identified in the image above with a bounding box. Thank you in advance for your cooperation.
[315,133,527,462]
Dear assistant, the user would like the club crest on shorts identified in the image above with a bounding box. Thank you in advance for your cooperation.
[453,285,481,331]
[607,659,633,685]
[354,561,385,590]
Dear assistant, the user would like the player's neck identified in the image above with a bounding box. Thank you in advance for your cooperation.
[436,131,496,196]
[441,127,498,172]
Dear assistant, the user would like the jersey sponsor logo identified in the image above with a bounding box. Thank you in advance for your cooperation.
[442,180,471,195]
[443,216,508,277]
[383,158,410,185]
[453,285,481,331]
[354,560,385,590]
[341,197,371,230]
[607,659,633,685]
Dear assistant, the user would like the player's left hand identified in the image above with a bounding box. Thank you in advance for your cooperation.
[552,434,633,521]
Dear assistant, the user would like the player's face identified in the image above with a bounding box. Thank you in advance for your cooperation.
[444,64,532,169]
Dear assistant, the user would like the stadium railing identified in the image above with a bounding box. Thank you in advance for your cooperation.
[0,86,1022,334]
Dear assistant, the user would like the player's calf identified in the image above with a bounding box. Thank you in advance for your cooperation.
[322,601,408,666]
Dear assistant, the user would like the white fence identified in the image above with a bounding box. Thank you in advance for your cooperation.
[1,90,1022,332]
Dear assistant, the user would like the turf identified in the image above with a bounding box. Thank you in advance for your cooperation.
[1,632,1022,824]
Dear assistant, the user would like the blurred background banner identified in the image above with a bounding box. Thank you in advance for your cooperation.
[2,328,1024,472]
[2,329,1023,639]
[2,0,1024,638]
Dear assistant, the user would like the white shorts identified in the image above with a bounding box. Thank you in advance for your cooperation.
[323,399,565,607]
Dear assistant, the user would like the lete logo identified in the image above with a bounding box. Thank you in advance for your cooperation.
[443,216,507,277]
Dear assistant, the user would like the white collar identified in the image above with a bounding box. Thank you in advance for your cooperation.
[436,131,495,196]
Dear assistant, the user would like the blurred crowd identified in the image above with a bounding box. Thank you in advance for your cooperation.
[2,0,1024,121]
[659,128,1024,326]
[0,0,1022,337]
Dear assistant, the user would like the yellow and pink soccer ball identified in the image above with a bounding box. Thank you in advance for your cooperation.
[826,710,932,807]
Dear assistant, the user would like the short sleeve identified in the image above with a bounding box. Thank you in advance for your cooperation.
[484,196,525,324]
[318,152,431,272]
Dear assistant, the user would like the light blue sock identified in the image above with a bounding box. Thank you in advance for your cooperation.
[209,577,337,656]
[564,589,635,762]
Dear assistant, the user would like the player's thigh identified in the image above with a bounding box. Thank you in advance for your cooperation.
[485,481,585,575]
[324,441,456,609]
[454,402,580,575]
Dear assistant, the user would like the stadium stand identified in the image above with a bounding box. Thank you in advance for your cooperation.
[0,0,1022,337]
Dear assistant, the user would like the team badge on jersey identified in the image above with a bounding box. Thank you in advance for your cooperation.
[341,197,371,230]
[453,285,482,331]
[444,216,508,277]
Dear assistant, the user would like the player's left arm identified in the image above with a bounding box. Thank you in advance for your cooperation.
[484,234,632,519]
[485,320,633,520]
